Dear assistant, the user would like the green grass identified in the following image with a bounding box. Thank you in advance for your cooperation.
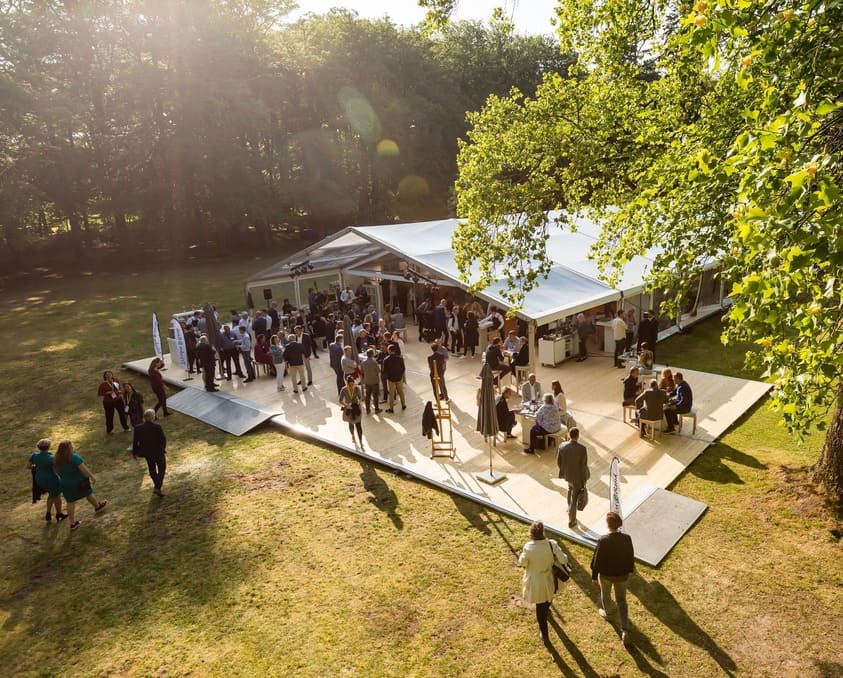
[1,263,841,677]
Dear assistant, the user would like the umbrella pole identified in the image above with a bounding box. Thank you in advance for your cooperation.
[477,434,506,485]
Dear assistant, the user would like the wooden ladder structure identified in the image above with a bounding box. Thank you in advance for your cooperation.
[430,361,455,459]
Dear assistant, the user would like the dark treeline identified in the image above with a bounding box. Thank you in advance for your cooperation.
[0,1,571,269]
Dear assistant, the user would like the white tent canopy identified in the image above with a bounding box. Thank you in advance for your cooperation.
[245,212,659,326]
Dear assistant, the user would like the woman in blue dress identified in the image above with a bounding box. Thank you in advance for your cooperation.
[54,440,108,531]
[26,438,67,522]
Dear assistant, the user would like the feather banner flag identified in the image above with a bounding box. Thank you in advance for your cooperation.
[170,317,189,370]
[152,313,163,360]
[609,456,622,516]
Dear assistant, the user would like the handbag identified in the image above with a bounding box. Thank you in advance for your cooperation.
[577,486,589,511]
[78,477,92,493]
[547,541,571,592]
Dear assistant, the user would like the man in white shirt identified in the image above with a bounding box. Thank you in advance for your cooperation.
[611,311,628,369]
[521,374,543,403]
[503,329,520,353]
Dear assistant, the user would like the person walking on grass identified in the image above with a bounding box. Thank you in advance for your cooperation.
[98,370,130,434]
[27,438,66,523]
[518,520,569,645]
[148,358,171,417]
[591,511,635,644]
[54,440,107,531]
[133,409,168,497]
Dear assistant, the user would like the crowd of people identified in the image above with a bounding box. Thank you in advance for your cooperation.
[26,293,683,650]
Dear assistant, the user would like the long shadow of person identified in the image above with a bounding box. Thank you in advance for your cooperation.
[359,461,403,529]
[547,612,601,678]
[629,576,737,675]
[450,495,520,556]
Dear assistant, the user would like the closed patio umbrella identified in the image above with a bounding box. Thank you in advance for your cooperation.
[203,303,222,379]
[476,362,506,485]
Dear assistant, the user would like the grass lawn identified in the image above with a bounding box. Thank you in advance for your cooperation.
[1,260,841,677]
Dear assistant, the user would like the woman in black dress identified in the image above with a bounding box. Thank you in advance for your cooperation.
[123,382,145,428]
[463,312,480,358]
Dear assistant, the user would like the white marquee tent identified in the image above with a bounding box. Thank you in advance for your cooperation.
[245,211,703,329]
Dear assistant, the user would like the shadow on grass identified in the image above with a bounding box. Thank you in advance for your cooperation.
[629,576,737,675]
[546,611,600,677]
[359,460,403,529]
[685,440,767,485]
[816,661,843,677]
[450,495,519,556]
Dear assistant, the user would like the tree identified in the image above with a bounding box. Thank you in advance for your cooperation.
[453,0,843,499]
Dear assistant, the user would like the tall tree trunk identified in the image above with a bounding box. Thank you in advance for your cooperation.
[813,384,843,501]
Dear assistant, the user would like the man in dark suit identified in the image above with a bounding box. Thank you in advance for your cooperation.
[556,428,590,528]
[133,409,167,496]
[196,335,218,391]
[664,372,693,433]
[637,310,659,359]
[328,334,345,394]
[635,379,668,437]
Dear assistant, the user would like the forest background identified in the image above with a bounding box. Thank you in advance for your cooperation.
[0,1,570,271]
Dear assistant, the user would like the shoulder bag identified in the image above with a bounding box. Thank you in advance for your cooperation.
[547,541,571,592]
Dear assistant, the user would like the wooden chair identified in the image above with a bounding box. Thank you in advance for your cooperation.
[640,418,662,441]
[678,410,697,435]
[622,404,638,425]
[514,365,529,387]
[544,427,569,451]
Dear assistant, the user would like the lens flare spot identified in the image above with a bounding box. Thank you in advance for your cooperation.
[377,138,400,156]
[397,175,430,198]
[338,86,381,143]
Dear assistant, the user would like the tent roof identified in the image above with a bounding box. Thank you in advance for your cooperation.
[246,213,657,325]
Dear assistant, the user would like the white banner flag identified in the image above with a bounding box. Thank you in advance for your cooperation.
[152,313,163,360]
[609,456,622,517]
[170,318,189,370]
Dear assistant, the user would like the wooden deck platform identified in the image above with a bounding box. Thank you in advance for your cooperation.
[124,327,770,561]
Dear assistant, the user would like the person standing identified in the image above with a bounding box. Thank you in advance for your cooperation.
[625,307,637,353]
[328,334,345,394]
[591,512,635,643]
[383,345,406,412]
[556,427,590,529]
[518,520,568,645]
[447,304,463,355]
[284,333,307,393]
[269,334,286,391]
[98,370,130,434]
[148,358,171,417]
[339,375,364,449]
[637,310,658,360]
[463,311,479,358]
[122,382,145,428]
[27,438,66,522]
[611,310,628,368]
[268,301,280,336]
[218,325,243,380]
[196,335,218,392]
[54,440,107,531]
[295,324,316,386]
[236,325,255,382]
[361,348,381,414]
[133,409,167,496]
[575,313,593,362]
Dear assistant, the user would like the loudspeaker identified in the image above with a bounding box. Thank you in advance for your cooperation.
[263,288,272,300]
